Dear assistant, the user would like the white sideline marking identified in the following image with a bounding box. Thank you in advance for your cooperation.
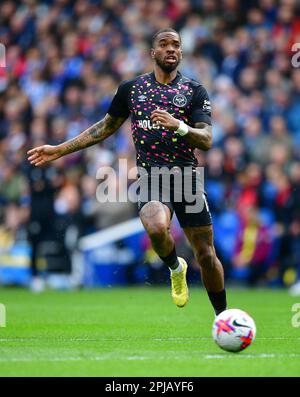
[1,336,299,343]
[205,353,300,359]
[0,353,299,363]
[0,355,148,362]
[0,337,213,343]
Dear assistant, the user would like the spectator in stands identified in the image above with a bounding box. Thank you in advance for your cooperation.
[232,205,273,285]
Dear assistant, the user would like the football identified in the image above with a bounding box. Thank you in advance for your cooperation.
[212,308,256,352]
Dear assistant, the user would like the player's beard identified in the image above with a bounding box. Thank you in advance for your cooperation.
[155,57,181,73]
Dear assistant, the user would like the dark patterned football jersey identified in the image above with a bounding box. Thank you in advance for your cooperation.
[108,71,211,169]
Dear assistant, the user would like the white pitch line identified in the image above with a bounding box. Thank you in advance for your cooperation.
[204,353,300,359]
[0,355,148,362]
[0,357,82,362]
[0,353,300,363]
[0,337,299,343]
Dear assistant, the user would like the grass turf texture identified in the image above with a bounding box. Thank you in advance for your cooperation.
[0,287,299,377]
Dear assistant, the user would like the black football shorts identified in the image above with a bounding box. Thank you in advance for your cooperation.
[136,166,212,228]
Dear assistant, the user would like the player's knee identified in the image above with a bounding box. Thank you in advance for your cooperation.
[147,222,169,242]
[196,246,216,270]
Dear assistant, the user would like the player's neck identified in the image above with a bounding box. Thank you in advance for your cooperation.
[153,66,178,85]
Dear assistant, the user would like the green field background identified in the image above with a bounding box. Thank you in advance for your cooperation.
[0,287,299,377]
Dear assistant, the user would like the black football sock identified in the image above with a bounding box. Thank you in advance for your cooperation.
[207,289,227,315]
[159,246,180,270]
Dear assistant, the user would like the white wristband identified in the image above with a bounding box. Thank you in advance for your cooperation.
[175,120,189,136]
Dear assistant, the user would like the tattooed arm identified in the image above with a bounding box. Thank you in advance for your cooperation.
[27,114,126,166]
[181,121,212,151]
[150,109,212,151]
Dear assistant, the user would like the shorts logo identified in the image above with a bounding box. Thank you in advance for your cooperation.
[173,94,187,107]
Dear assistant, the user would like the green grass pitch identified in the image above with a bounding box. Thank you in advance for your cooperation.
[0,286,299,377]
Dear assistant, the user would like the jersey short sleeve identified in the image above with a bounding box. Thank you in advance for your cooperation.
[190,84,212,126]
[107,80,132,119]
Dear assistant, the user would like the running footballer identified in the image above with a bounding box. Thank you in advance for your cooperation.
[28,28,227,315]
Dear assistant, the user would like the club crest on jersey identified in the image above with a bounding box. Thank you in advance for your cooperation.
[173,94,187,107]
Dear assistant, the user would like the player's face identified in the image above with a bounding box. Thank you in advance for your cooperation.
[152,32,182,73]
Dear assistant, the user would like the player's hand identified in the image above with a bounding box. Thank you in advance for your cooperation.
[27,145,62,166]
[150,109,180,131]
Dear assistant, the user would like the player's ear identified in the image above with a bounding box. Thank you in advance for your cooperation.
[151,48,155,59]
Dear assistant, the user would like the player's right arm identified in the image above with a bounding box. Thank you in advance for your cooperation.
[27,114,126,166]
[28,79,132,166]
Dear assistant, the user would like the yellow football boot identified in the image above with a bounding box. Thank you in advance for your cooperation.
[170,257,189,307]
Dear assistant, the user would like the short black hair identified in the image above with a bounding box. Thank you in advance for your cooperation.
[151,28,181,47]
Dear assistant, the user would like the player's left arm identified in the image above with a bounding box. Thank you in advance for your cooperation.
[150,110,212,151]
[178,121,212,150]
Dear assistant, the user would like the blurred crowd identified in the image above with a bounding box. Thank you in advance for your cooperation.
[0,0,300,288]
